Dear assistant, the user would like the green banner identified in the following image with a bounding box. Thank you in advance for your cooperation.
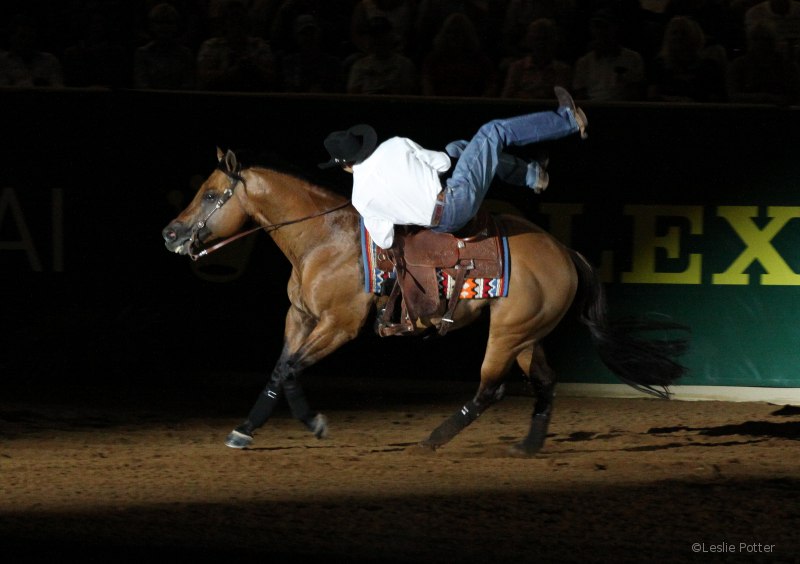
[1,91,797,388]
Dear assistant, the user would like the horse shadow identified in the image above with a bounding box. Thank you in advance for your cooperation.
[648,404,800,442]
[547,404,800,454]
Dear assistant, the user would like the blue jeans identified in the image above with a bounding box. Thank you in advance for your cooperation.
[445,140,544,190]
[434,107,579,233]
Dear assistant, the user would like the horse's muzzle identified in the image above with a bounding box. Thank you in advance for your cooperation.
[162,223,191,255]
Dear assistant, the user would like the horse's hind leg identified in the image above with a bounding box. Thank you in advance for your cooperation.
[419,340,515,450]
[419,380,507,450]
[512,343,557,456]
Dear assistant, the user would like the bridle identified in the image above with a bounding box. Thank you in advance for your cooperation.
[187,164,350,261]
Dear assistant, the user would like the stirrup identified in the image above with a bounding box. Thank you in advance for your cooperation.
[377,320,415,337]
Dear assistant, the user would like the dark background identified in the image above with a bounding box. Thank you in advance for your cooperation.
[2,89,799,399]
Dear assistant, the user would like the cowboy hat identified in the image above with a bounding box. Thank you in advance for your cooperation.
[318,124,377,169]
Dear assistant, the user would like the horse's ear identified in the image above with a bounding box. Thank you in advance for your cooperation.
[216,147,225,162]
[224,149,238,173]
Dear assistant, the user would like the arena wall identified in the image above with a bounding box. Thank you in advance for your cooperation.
[2,89,798,399]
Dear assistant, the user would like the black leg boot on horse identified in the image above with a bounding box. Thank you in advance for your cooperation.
[510,343,557,455]
[225,359,328,449]
[420,382,507,450]
[513,379,556,455]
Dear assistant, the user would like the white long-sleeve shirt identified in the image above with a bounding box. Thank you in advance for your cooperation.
[351,136,451,248]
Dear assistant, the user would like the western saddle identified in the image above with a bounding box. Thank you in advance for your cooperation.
[374,211,505,337]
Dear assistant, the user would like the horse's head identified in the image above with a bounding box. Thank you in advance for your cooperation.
[162,148,250,257]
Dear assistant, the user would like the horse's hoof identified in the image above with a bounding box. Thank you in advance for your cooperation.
[225,429,253,449]
[406,441,438,456]
[310,413,328,439]
[509,442,540,458]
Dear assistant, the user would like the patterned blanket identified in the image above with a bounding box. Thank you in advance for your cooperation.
[360,218,510,300]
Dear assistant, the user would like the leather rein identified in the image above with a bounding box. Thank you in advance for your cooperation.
[188,166,350,261]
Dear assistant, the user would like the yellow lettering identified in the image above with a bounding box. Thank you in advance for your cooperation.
[713,206,800,285]
[621,205,703,284]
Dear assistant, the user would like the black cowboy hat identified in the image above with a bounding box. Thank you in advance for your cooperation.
[318,124,378,169]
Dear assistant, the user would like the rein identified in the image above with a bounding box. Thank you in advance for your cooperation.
[188,167,350,261]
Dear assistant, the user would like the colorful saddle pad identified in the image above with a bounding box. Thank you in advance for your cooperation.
[360,218,510,300]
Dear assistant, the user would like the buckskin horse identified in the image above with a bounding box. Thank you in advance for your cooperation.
[162,148,688,455]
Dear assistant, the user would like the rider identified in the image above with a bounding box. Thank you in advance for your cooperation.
[318,86,588,248]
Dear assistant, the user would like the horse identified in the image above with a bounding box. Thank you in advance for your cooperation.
[162,148,689,456]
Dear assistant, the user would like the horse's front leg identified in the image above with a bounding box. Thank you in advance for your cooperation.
[225,344,327,449]
[225,304,367,448]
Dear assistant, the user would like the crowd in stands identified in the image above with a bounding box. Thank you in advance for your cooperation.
[1,0,799,105]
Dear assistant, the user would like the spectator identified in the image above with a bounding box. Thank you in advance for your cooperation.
[347,16,418,94]
[279,14,345,92]
[61,5,130,88]
[744,0,800,59]
[647,15,728,102]
[0,14,63,87]
[731,0,764,19]
[501,17,572,100]
[420,12,497,97]
[572,8,646,101]
[727,19,800,104]
[196,0,278,91]
[351,0,416,56]
[500,0,577,62]
[134,3,196,90]
[269,0,354,58]
[133,1,210,55]
[611,0,660,63]
[415,0,505,63]
[249,0,285,40]
[663,0,743,61]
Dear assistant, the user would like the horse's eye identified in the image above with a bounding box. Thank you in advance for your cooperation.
[204,191,217,202]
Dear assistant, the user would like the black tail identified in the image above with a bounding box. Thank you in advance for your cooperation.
[569,251,690,399]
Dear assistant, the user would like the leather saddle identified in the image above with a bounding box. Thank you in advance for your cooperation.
[374,211,504,337]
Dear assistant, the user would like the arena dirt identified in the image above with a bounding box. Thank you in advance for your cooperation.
[1,376,798,563]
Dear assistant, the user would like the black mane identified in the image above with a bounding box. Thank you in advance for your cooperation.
[233,147,352,197]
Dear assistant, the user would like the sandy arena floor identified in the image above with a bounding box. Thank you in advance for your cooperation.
[1,376,799,563]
